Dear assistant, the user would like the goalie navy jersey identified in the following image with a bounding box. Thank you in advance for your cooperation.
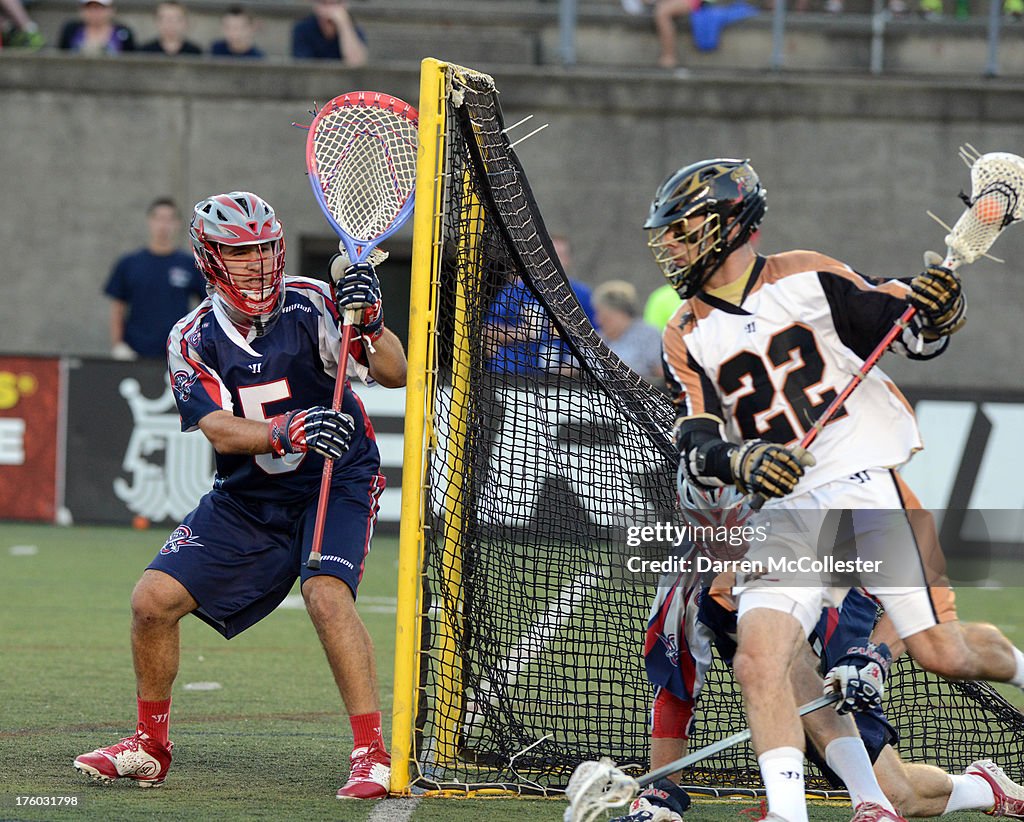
[663,251,930,491]
[166,276,379,503]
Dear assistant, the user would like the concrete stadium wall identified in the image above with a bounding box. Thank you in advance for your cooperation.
[1,53,1022,390]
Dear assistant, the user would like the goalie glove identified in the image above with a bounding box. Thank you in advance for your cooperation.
[330,254,385,342]
[908,261,966,338]
[268,406,355,461]
[730,439,815,499]
[823,642,892,715]
[609,779,691,822]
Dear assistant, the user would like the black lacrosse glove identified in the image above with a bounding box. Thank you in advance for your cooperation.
[729,439,815,499]
[823,642,892,715]
[909,264,966,338]
[609,779,691,822]
[331,260,384,341]
[268,406,355,461]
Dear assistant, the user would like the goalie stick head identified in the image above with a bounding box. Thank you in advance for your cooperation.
[563,758,639,822]
[645,158,766,298]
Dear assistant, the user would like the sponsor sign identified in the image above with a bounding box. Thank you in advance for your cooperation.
[0,356,61,521]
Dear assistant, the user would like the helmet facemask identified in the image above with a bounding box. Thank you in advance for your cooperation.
[190,192,286,337]
[647,211,725,298]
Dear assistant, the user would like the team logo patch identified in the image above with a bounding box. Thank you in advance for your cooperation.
[657,631,680,668]
[161,525,203,555]
[187,328,202,348]
[172,370,198,402]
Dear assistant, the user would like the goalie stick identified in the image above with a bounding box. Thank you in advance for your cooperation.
[302,91,418,568]
[750,147,1024,511]
[564,693,840,822]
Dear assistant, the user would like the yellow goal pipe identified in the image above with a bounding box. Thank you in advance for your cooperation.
[391,56,447,795]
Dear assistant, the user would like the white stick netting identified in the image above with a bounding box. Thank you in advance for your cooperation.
[944,148,1024,267]
[311,104,418,242]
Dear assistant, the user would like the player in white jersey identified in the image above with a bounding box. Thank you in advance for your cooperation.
[648,159,1024,822]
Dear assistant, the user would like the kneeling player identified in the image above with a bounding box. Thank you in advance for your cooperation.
[619,568,1024,821]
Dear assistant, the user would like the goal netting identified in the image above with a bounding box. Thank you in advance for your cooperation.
[393,58,1024,797]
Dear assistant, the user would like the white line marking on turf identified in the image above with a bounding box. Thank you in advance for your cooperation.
[276,594,397,613]
[183,681,223,691]
[9,545,38,556]
[368,798,420,822]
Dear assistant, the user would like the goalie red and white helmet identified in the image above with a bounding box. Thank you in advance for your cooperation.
[644,159,767,298]
[676,464,753,560]
[190,191,286,335]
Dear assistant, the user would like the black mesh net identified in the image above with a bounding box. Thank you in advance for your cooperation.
[408,64,1024,796]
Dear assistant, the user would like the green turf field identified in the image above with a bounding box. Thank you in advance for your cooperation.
[0,523,1018,821]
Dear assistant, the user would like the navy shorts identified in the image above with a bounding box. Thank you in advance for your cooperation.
[148,472,385,639]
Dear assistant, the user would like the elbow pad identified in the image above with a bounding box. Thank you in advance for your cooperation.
[673,415,737,489]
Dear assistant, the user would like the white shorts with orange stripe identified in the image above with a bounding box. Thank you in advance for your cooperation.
[735,468,957,640]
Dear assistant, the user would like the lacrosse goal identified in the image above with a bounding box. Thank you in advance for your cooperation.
[391,58,1024,797]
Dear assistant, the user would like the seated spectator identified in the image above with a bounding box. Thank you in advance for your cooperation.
[292,0,367,66]
[1,0,45,49]
[140,0,201,55]
[623,0,756,70]
[482,236,596,377]
[59,0,134,55]
[592,280,663,382]
[210,5,264,58]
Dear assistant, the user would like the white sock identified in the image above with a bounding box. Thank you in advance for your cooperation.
[1010,646,1024,688]
[824,736,895,811]
[759,747,809,822]
[944,774,996,814]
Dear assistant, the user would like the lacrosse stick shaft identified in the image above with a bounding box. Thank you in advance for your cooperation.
[748,303,916,512]
[637,693,840,787]
[307,307,361,570]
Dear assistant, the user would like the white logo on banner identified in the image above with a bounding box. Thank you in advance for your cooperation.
[0,418,26,465]
[114,379,214,521]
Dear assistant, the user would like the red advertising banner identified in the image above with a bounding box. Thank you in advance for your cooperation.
[0,356,61,521]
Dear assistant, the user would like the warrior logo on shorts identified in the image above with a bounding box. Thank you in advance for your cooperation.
[172,370,198,402]
[161,525,203,555]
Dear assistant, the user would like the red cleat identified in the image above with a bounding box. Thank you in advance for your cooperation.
[73,725,173,788]
[967,760,1024,819]
[336,739,390,799]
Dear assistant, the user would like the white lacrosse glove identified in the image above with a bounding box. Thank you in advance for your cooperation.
[823,642,892,715]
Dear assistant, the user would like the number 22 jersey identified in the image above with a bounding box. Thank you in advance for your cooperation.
[662,251,938,492]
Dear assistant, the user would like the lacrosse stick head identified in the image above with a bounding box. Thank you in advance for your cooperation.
[305,91,418,262]
[943,149,1024,269]
[563,758,639,822]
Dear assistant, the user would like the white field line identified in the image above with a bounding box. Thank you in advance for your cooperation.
[368,797,421,822]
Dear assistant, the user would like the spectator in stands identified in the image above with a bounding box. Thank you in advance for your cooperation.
[59,0,135,55]
[0,0,45,49]
[623,0,756,69]
[104,197,206,361]
[483,235,597,376]
[643,282,683,331]
[593,280,663,382]
[210,5,264,58]
[140,0,201,55]
[291,0,367,65]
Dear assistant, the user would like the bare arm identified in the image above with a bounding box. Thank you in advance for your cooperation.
[109,299,127,346]
[365,326,406,388]
[198,409,274,455]
[329,4,367,67]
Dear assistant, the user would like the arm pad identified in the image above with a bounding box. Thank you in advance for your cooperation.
[673,415,737,488]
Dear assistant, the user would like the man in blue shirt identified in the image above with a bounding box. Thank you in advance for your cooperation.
[291,0,367,65]
[104,197,205,360]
